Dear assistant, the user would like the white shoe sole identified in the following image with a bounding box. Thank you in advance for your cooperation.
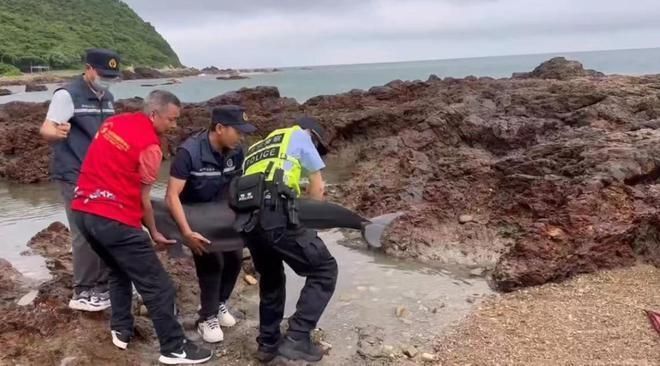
[198,304,238,327]
[68,299,109,312]
[197,326,223,343]
[158,354,213,365]
[219,318,236,327]
[111,330,128,350]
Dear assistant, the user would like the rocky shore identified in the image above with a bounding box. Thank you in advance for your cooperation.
[0,222,260,365]
[1,222,448,365]
[120,67,201,80]
[2,57,660,293]
[3,57,660,364]
[0,74,72,88]
[201,66,281,75]
[0,67,202,88]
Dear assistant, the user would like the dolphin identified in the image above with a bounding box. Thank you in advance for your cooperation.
[151,198,402,254]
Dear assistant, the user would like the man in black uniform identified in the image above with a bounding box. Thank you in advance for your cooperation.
[166,105,256,343]
[39,48,120,311]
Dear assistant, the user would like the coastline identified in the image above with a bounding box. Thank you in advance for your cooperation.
[0,66,279,88]
[2,57,660,364]
[3,57,660,289]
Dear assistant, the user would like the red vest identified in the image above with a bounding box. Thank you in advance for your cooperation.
[72,112,160,228]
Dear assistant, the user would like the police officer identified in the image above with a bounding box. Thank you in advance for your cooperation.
[39,48,120,312]
[230,117,337,363]
[165,105,256,343]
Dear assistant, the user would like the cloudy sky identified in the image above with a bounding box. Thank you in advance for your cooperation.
[124,0,660,68]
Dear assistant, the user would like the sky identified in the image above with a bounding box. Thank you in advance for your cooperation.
[123,0,660,69]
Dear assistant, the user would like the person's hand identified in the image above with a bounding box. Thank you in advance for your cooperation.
[183,231,211,256]
[151,231,177,251]
[55,122,71,139]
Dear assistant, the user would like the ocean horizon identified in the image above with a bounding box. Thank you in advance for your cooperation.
[276,45,660,70]
[2,46,660,105]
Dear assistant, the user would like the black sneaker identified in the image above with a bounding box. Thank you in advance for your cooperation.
[158,339,213,365]
[256,340,281,363]
[111,330,130,350]
[277,335,323,362]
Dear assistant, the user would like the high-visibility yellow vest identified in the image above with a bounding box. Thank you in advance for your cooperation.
[242,126,303,195]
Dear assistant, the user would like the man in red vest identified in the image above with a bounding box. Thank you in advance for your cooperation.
[71,90,212,365]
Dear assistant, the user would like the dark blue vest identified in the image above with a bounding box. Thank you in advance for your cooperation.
[179,131,244,204]
[51,75,115,183]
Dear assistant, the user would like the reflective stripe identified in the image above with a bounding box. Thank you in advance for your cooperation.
[190,171,222,177]
[74,108,101,113]
[243,126,303,195]
[74,108,115,114]
[243,146,281,171]
[247,133,285,155]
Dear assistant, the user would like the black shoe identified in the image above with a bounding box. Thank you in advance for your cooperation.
[277,335,323,362]
[158,339,213,365]
[256,340,281,363]
[111,330,130,350]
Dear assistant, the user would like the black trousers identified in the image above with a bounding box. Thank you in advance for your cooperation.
[193,249,243,319]
[244,227,338,346]
[72,211,184,354]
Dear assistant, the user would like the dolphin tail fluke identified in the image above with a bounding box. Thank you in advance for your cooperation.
[360,212,405,248]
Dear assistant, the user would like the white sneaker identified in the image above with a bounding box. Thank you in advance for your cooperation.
[111,330,130,350]
[218,303,236,327]
[197,317,224,343]
[91,290,111,310]
[68,290,109,312]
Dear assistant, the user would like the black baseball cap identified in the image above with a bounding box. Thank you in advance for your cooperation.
[212,105,257,133]
[85,48,121,78]
[296,116,329,156]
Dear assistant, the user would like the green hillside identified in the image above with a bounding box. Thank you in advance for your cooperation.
[0,0,182,73]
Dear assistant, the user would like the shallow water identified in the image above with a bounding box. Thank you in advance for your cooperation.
[279,230,492,361]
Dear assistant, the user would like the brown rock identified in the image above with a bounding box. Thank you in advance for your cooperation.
[546,226,566,240]
[356,325,386,359]
[139,305,149,316]
[403,346,418,358]
[514,57,605,80]
[121,69,137,80]
[395,306,410,318]
[201,66,222,74]
[0,88,11,96]
[216,75,249,80]
[27,222,71,258]
[319,340,333,354]
[132,67,165,79]
[0,258,23,298]
[244,275,258,285]
[368,86,393,100]
[459,215,474,224]
[400,129,436,149]
[421,353,437,362]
